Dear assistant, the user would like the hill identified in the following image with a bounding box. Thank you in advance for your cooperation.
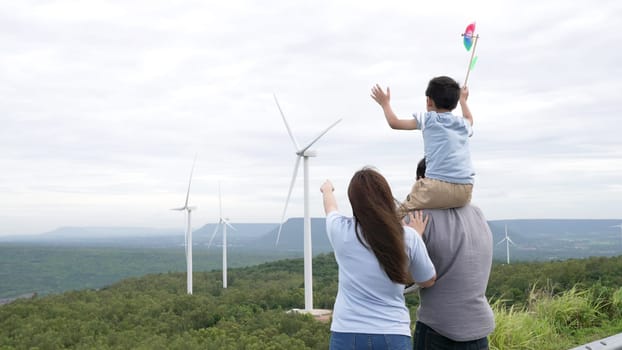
[0,223,279,248]
[1,218,620,259]
[488,219,622,261]
[0,245,303,299]
[1,254,622,349]
[250,218,333,253]
[0,227,180,246]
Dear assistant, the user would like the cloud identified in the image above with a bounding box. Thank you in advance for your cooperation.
[0,0,621,235]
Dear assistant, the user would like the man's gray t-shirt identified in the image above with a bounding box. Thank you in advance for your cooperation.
[416,205,495,341]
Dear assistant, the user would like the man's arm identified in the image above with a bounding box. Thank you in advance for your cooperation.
[371,84,418,130]
[460,86,473,126]
[320,180,337,214]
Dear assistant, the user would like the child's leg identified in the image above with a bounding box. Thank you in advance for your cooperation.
[399,178,473,214]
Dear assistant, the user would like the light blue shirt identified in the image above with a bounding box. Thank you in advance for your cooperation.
[413,111,474,184]
[326,211,436,336]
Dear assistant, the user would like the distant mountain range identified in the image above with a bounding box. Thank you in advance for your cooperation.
[0,227,181,247]
[488,219,622,260]
[249,218,333,253]
[1,218,621,261]
[0,223,280,248]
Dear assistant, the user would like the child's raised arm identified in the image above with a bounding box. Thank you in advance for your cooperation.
[371,84,418,130]
[460,86,473,126]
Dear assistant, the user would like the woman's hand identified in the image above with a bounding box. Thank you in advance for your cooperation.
[320,180,337,214]
[320,180,334,194]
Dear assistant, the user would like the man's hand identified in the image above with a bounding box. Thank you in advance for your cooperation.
[371,84,391,107]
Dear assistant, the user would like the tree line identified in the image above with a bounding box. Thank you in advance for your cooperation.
[1,254,621,349]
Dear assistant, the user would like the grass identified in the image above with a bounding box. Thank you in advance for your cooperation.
[489,285,622,350]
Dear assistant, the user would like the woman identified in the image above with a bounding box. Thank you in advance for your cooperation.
[321,167,436,350]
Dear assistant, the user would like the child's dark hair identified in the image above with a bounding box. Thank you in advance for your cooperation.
[425,76,460,110]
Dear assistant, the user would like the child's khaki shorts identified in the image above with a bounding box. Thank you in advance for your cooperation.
[397,178,473,218]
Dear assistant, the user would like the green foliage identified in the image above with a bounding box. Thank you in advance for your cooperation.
[0,255,336,349]
[489,300,556,350]
[488,256,622,306]
[612,287,622,312]
[1,251,622,349]
[489,282,622,350]
[534,286,602,331]
[0,244,303,298]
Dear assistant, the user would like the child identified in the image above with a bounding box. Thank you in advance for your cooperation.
[370,76,474,217]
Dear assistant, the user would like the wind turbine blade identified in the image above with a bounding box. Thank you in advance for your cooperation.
[507,237,516,245]
[496,238,507,245]
[223,219,236,231]
[184,154,198,207]
[276,156,301,246]
[171,207,185,211]
[208,222,220,248]
[218,182,222,218]
[300,118,342,154]
[273,94,300,150]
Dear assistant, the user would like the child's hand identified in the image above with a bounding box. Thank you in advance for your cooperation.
[460,86,469,101]
[371,84,391,107]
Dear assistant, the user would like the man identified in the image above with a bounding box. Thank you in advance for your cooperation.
[406,158,495,349]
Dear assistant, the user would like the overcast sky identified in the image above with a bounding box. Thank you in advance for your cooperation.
[1,0,621,236]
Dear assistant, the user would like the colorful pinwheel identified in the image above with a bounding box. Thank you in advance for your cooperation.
[462,22,479,86]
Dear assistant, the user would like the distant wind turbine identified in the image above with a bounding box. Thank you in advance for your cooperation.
[171,155,198,295]
[496,224,515,264]
[612,224,622,245]
[273,94,341,311]
[208,183,236,289]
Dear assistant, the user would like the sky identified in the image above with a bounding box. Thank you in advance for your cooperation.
[1,0,621,236]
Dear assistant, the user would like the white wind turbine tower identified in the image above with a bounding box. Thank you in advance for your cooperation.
[612,223,622,246]
[274,94,341,312]
[496,224,515,264]
[208,183,236,288]
[171,156,198,295]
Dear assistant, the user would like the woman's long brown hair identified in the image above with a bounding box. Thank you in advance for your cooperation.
[347,167,412,284]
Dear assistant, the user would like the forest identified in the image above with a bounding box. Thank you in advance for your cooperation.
[0,245,303,298]
[1,254,622,349]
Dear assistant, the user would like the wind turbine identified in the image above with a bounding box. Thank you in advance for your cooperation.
[171,155,198,295]
[496,224,515,264]
[208,183,236,288]
[612,223,622,245]
[273,94,341,311]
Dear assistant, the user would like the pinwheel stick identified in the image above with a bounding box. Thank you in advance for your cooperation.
[463,34,479,87]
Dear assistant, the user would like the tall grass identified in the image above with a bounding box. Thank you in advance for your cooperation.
[489,285,622,350]
[489,300,555,350]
